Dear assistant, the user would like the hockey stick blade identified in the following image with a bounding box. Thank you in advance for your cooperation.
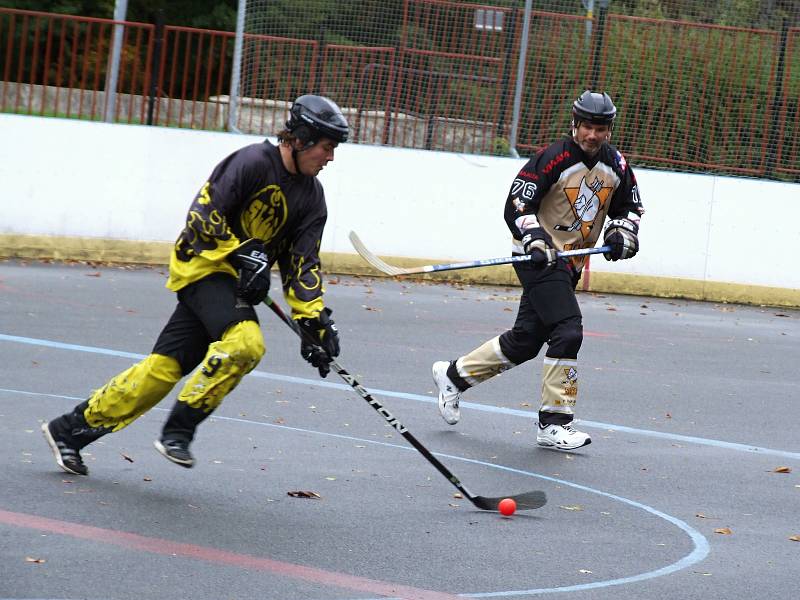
[348,230,407,275]
[470,490,548,511]
[349,230,610,277]
[264,296,547,512]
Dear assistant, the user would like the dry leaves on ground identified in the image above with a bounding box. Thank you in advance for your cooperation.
[288,490,321,499]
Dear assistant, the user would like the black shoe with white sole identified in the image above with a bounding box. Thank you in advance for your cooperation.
[154,438,194,468]
[41,421,88,476]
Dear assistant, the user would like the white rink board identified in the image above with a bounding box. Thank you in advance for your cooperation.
[1,113,797,292]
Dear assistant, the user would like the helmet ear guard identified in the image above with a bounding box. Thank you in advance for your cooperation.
[285,94,349,148]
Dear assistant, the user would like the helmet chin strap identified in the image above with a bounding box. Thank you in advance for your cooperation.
[290,146,301,175]
[290,137,319,175]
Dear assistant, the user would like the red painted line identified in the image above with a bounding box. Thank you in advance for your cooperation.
[0,508,461,600]
[584,330,615,338]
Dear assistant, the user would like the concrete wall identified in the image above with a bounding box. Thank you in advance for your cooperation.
[1,113,797,307]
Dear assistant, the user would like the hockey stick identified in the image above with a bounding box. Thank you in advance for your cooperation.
[263,296,547,512]
[349,230,611,277]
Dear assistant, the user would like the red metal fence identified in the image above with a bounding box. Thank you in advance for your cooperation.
[1,5,799,180]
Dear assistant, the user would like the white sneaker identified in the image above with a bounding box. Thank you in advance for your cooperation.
[432,361,461,425]
[537,423,591,450]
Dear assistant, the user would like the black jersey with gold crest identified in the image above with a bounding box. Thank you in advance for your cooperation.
[504,136,643,271]
[167,141,328,319]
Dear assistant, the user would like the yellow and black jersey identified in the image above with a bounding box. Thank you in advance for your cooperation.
[503,136,643,271]
[167,141,328,320]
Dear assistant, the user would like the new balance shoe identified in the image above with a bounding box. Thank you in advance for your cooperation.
[536,422,591,450]
[154,438,194,468]
[432,361,461,425]
[41,421,88,476]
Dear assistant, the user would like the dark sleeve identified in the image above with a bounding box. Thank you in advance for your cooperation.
[607,149,645,219]
[503,144,562,238]
[278,188,327,320]
[174,147,262,263]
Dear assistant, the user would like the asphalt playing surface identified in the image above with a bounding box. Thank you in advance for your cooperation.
[1,259,798,600]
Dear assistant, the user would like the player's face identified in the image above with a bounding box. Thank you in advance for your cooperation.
[297,138,338,176]
[573,121,611,156]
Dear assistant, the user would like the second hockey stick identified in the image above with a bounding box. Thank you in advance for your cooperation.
[264,296,547,512]
[349,230,611,276]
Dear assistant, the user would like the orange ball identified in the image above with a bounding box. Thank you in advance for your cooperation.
[498,498,516,516]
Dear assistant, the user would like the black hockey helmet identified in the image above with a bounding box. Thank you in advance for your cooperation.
[286,94,349,147]
[572,90,617,127]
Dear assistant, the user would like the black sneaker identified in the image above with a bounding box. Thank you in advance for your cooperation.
[41,422,88,476]
[154,438,194,468]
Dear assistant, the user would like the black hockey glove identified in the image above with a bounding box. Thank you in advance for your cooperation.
[521,227,558,270]
[228,239,270,305]
[298,308,340,378]
[603,217,639,261]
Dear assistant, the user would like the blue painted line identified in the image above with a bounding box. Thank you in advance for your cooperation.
[2,332,798,462]
[1,383,709,598]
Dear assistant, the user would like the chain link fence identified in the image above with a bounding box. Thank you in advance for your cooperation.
[2,1,799,180]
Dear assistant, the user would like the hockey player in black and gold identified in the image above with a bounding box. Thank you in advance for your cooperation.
[42,95,348,475]
[432,90,644,451]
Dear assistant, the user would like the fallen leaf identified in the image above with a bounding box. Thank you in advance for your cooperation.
[772,466,791,473]
[578,569,593,574]
[25,557,46,563]
[714,527,732,535]
[85,272,101,277]
[143,476,152,482]
[789,535,800,542]
[453,493,463,499]
[121,453,134,463]
[287,490,321,499]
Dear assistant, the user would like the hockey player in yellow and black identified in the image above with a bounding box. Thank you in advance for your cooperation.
[42,95,348,476]
[432,90,644,451]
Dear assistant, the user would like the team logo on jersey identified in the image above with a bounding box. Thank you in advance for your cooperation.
[241,184,288,243]
[560,175,613,240]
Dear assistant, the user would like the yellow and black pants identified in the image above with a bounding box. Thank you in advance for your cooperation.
[50,274,265,448]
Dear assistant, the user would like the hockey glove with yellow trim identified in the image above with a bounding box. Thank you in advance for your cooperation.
[298,308,340,378]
